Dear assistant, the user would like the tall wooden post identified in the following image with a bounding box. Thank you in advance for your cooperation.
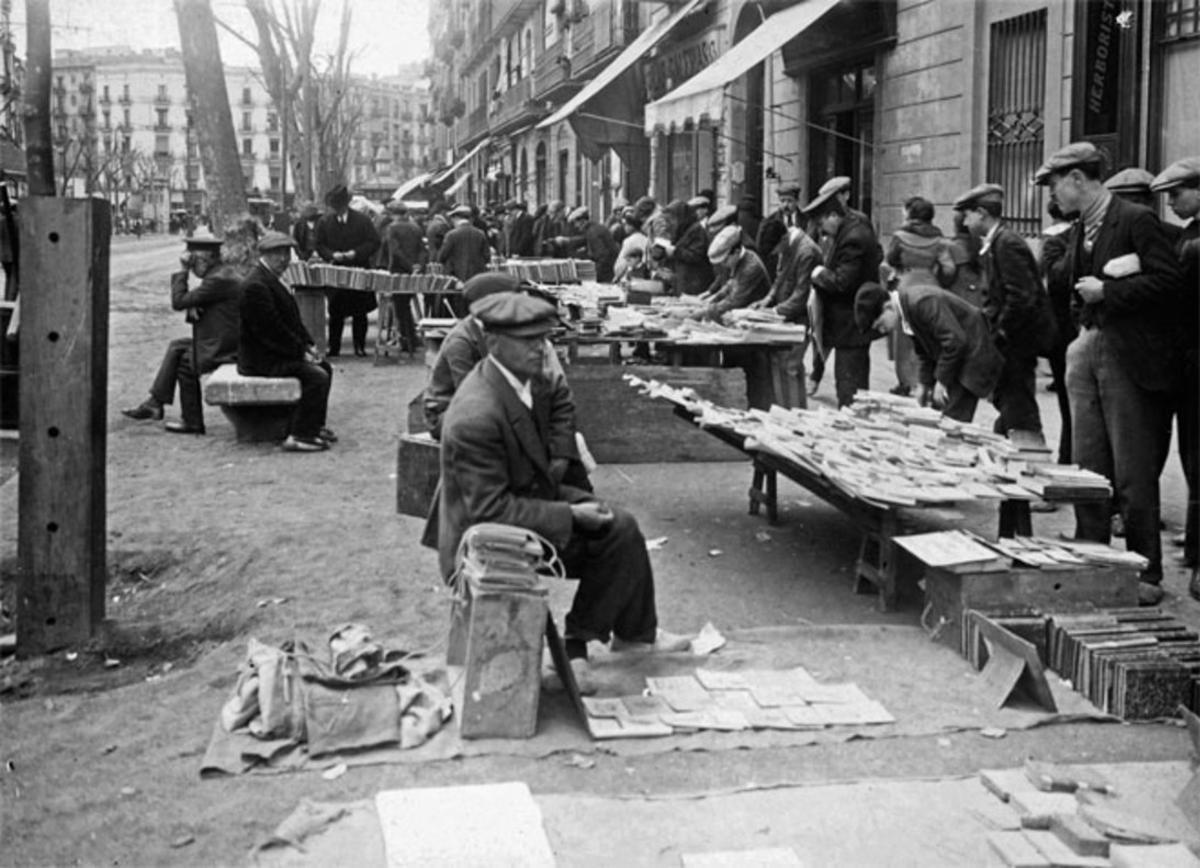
[17,197,111,655]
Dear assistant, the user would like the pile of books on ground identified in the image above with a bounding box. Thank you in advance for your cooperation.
[625,380,1112,508]
[1046,610,1200,718]
[581,665,894,739]
[284,262,459,294]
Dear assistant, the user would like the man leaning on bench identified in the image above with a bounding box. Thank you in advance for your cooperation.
[121,229,336,453]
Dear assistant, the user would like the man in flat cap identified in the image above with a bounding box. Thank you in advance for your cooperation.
[1105,167,1157,209]
[239,231,336,452]
[854,282,1003,425]
[1037,141,1183,603]
[382,199,427,354]
[314,184,381,357]
[756,181,803,282]
[953,182,1056,438]
[1152,156,1200,596]
[687,194,712,225]
[802,182,882,407]
[701,226,773,408]
[753,222,824,408]
[438,204,491,316]
[430,292,688,689]
[122,232,243,434]
[558,206,619,283]
[502,199,535,258]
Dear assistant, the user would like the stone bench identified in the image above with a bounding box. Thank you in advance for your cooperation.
[203,364,300,443]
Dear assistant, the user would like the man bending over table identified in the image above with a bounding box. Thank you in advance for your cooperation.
[428,292,688,691]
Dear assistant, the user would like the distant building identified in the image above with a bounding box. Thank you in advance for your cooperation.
[349,67,439,199]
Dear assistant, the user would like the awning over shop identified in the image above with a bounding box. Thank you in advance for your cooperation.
[445,172,471,197]
[392,172,433,200]
[644,0,840,134]
[433,139,490,186]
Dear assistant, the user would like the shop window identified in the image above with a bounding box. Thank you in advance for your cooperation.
[536,142,547,204]
[1164,0,1200,38]
[987,9,1046,237]
[558,149,569,204]
[808,61,876,217]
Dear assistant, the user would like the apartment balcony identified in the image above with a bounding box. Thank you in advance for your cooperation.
[492,0,542,38]
[154,122,171,132]
[118,93,132,105]
[532,52,580,104]
[99,93,111,105]
[154,93,171,106]
[465,104,488,144]
[491,75,544,136]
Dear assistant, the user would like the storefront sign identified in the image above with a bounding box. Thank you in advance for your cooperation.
[644,31,724,103]
[1082,0,1123,136]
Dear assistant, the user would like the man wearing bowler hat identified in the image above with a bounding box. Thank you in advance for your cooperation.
[431,292,688,691]
[239,231,337,453]
[314,184,381,356]
[953,182,1056,438]
[1151,156,1200,597]
[1036,141,1182,603]
[121,231,242,434]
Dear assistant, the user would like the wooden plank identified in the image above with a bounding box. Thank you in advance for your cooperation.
[17,197,110,655]
[570,365,745,464]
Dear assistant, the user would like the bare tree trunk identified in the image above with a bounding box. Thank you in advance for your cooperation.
[174,0,247,232]
[22,0,54,196]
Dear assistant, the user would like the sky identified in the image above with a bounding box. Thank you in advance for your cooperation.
[14,0,432,78]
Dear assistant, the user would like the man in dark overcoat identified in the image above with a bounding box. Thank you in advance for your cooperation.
[756,181,802,282]
[1036,141,1183,603]
[239,231,336,453]
[559,207,619,283]
[503,199,536,257]
[314,184,381,356]
[438,204,491,316]
[383,200,427,352]
[429,293,687,690]
[121,232,241,434]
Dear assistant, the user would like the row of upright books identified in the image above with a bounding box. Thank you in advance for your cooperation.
[498,258,597,285]
[284,262,459,294]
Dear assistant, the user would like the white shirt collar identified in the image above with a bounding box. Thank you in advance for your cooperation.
[979,222,1001,255]
[489,356,533,410]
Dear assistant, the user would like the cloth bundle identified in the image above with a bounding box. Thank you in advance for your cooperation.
[220,626,452,757]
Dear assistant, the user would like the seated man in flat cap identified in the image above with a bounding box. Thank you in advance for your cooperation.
[239,231,336,452]
[558,207,619,282]
[953,182,1056,437]
[430,292,688,687]
[854,283,1002,424]
[122,231,243,434]
[1037,141,1183,603]
[1152,156,1200,598]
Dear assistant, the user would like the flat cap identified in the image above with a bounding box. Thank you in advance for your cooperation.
[801,186,839,216]
[708,225,742,263]
[568,206,589,222]
[1034,141,1104,185]
[818,176,852,198]
[1104,167,1155,195]
[449,204,472,218]
[687,195,711,209]
[463,271,522,306]
[184,229,223,248]
[1150,157,1200,192]
[777,182,802,199]
[258,230,296,252]
[503,198,522,210]
[952,183,1005,210]
[386,199,409,214]
[707,204,738,228]
[471,291,557,337]
[853,282,889,334]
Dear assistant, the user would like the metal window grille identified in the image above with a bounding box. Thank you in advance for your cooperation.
[987,9,1047,237]
[1164,0,1200,38]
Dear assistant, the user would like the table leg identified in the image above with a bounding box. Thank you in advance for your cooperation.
[998,500,1033,538]
[855,514,898,611]
[748,461,778,524]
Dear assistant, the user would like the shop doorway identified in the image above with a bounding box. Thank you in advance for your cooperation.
[809,61,876,217]
[729,4,765,209]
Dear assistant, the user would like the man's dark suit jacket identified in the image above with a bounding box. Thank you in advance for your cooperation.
[505,212,536,257]
[385,219,427,274]
[1053,196,1183,392]
[437,223,491,282]
[812,213,882,349]
[564,222,619,283]
[428,357,592,579]
[170,265,241,372]
[313,209,381,268]
[238,262,314,376]
[899,284,1004,398]
[980,224,1055,357]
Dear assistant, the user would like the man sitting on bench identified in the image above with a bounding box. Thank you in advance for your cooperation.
[428,292,688,692]
[238,231,336,453]
[121,231,241,433]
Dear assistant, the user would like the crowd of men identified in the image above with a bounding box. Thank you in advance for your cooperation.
[120,142,1198,606]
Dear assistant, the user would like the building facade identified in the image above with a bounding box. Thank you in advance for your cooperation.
[348,67,438,199]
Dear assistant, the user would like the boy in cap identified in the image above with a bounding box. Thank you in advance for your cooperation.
[1152,156,1200,595]
[430,292,688,690]
[239,231,336,452]
[802,182,882,407]
[756,181,802,282]
[1036,141,1183,602]
[952,182,1055,437]
[122,232,242,434]
[314,184,381,356]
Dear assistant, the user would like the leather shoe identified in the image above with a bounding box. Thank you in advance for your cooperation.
[281,435,329,453]
[611,628,692,654]
[1137,581,1165,606]
[318,426,338,443]
[122,401,163,421]
[164,421,205,435]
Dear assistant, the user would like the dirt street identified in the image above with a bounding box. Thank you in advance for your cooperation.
[0,234,1195,866]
